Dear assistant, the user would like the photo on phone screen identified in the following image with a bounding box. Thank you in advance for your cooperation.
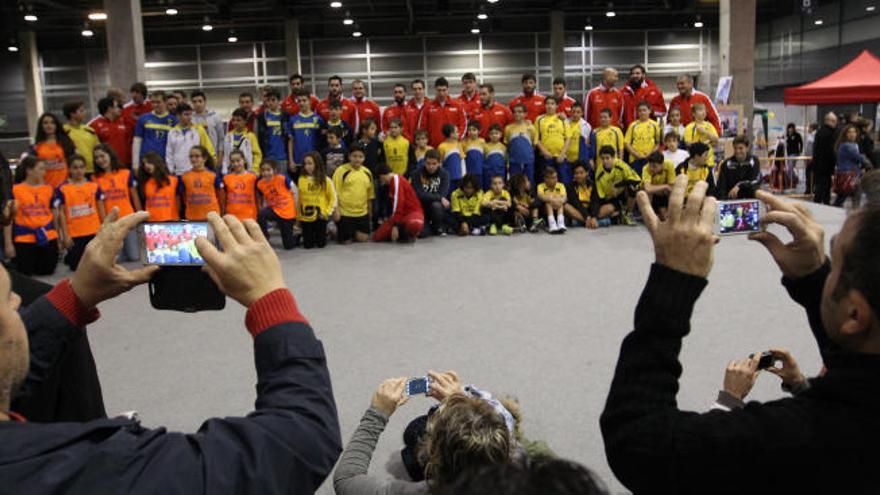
[716,199,762,235]
[140,222,212,266]
[406,377,430,396]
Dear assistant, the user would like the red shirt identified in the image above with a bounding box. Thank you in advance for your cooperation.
[281,94,321,117]
[456,91,481,117]
[382,101,420,142]
[386,174,423,222]
[584,84,625,129]
[316,96,357,131]
[421,97,467,148]
[89,115,132,165]
[121,100,152,130]
[621,78,667,128]
[405,98,429,139]
[471,102,514,140]
[555,94,577,118]
[508,93,546,123]
[668,90,721,134]
[350,96,381,134]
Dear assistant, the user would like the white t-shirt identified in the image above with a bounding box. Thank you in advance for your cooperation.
[663,148,689,167]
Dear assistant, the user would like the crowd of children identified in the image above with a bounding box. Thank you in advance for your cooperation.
[7,74,746,276]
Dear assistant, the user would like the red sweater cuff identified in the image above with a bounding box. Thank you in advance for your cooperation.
[245,289,307,338]
[46,279,101,327]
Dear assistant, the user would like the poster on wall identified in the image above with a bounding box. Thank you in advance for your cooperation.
[715,76,733,105]
[717,104,744,137]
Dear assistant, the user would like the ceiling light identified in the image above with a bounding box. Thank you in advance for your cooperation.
[343,18,354,25]
[165,8,178,15]
[477,13,488,19]
[8,45,18,52]
[202,24,213,31]
[330,1,343,7]
[867,4,876,11]
[814,18,823,25]
[81,29,94,37]
[487,0,499,3]
[694,21,703,27]
[88,11,108,21]
[606,11,616,17]
[352,30,362,37]
[227,35,238,42]
[24,14,38,22]
[584,23,593,30]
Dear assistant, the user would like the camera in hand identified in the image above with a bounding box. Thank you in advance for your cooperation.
[752,351,777,370]
[716,199,764,236]
[406,376,431,396]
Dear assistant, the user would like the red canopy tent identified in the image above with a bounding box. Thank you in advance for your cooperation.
[784,50,880,105]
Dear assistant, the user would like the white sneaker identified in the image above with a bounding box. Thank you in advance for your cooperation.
[547,217,559,233]
[556,215,567,232]
[470,227,482,236]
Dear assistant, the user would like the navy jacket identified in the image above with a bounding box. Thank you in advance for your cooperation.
[0,286,342,494]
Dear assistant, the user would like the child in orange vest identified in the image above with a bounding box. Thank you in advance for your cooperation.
[56,154,105,270]
[138,152,179,222]
[256,159,298,250]
[180,145,221,220]
[220,150,259,221]
[92,143,142,261]
[3,156,60,275]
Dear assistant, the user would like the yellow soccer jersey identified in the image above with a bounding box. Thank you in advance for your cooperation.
[537,182,567,200]
[383,135,410,175]
[570,182,593,208]
[595,159,641,199]
[332,163,374,217]
[482,188,511,209]
[64,123,100,173]
[297,175,337,222]
[683,121,719,166]
[504,121,538,146]
[675,162,713,195]
[592,125,625,159]
[451,188,483,217]
[641,159,676,186]
[535,114,569,156]
[625,119,662,158]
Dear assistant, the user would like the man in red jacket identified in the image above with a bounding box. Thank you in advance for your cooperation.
[382,83,418,141]
[316,75,357,130]
[552,77,578,118]
[373,164,425,242]
[120,82,152,131]
[622,64,666,127]
[350,79,381,135]
[457,72,481,117]
[585,67,624,129]
[89,96,133,166]
[405,79,430,140]
[472,84,513,140]
[282,74,320,116]
[669,74,721,134]
[508,73,546,123]
[422,77,467,147]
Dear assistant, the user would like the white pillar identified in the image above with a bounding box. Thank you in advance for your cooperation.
[103,0,146,90]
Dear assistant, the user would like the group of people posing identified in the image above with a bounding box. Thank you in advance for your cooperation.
[8,65,754,275]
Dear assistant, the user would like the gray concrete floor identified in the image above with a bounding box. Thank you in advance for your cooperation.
[35,201,847,494]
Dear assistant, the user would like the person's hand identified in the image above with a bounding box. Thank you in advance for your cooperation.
[68,209,160,309]
[555,155,564,164]
[765,348,807,389]
[748,190,825,278]
[371,377,408,416]
[441,197,451,209]
[586,217,598,229]
[728,185,740,199]
[723,355,760,400]
[196,212,286,307]
[1,199,14,226]
[427,370,464,401]
[637,174,718,278]
[4,242,15,260]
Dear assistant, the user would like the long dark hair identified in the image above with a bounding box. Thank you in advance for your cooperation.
[137,152,171,200]
[834,124,860,152]
[508,173,530,198]
[92,143,123,176]
[14,155,45,184]
[303,151,327,189]
[35,112,75,160]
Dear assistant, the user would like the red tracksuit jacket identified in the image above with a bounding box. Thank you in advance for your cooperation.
[622,79,667,127]
[422,97,467,148]
[382,101,420,142]
[387,174,424,221]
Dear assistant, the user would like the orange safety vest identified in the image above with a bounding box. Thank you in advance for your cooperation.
[92,169,135,217]
[34,141,68,189]
[144,176,180,222]
[181,169,220,220]
[256,175,297,220]
[12,183,58,243]
[57,181,102,238]
[223,172,258,220]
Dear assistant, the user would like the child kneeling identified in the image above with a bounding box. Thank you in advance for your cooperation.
[593,145,642,226]
[256,160,299,250]
[373,164,424,243]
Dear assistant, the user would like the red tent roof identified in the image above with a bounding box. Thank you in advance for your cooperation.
[784,50,880,105]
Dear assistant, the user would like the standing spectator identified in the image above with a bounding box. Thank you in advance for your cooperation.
[856,118,875,158]
[472,83,514,140]
[584,68,624,129]
[29,112,75,189]
[804,122,819,194]
[373,164,425,243]
[4,156,60,275]
[785,123,804,190]
[508,73,546,123]
[406,79,430,138]
[621,64,666,127]
[413,149,450,237]
[316,75,357,130]
[165,103,216,176]
[132,90,179,169]
[552,77,577,118]
[812,112,838,204]
[62,101,99,175]
[190,90,226,160]
[716,135,762,199]
[89,97,132,167]
[833,123,872,208]
[350,79,381,136]
[382,83,416,141]
[457,72,481,117]
[423,77,467,148]
[256,87,291,175]
[226,92,257,133]
[281,73,320,117]
[668,74,721,133]
[120,82,152,131]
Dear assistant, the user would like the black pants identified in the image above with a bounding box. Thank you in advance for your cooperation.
[64,235,94,271]
[814,173,832,205]
[804,160,814,194]
[447,212,487,231]
[301,219,327,249]
[13,241,59,276]
[7,266,106,422]
[487,207,511,227]
[257,208,297,250]
[420,200,446,236]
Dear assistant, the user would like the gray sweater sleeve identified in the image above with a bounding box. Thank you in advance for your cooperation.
[333,407,428,495]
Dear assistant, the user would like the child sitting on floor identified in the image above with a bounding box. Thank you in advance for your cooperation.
[480,175,513,236]
[536,166,567,234]
[448,173,484,236]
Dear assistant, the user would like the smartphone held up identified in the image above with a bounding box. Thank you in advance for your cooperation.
[715,199,765,236]
[139,222,213,266]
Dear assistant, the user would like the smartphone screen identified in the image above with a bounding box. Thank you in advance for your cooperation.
[140,222,212,266]
[717,199,762,235]
[406,377,430,396]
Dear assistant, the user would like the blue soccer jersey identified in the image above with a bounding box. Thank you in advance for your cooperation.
[507,130,535,166]
[135,112,178,159]
[263,110,288,161]
[462,140,485,179]
[289,113,325,165]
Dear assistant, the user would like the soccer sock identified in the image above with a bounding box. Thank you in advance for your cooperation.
[548,216,558,230]
[556,212,565,227]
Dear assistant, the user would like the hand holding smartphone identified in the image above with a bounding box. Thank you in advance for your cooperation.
[139,222,214,266]
[715,199,765,236]
[406,376,431,396]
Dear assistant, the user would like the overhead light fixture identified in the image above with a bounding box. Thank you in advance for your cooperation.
[487,0,499,3]
[202,24,213,31]
[343,12,354,25]
[330,1,343,7]
[814,18,824,25]
[227,29,237,42]
[165,7,178,15]
[606,10,616,17]
[867,4,876,11]
[584,16,593,30]
[24,14,38,22]
[477,12,488,19]
[8,45,18,52]
[88,11,108,21]
[694,15,703,28]
[470,21,480,34]
[352,30,362,37]
[81,29,94,37]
